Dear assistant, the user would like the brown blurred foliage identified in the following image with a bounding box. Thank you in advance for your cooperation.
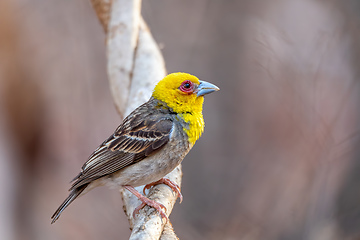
[1,0,360,239]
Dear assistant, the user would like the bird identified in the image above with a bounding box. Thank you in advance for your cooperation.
[51,72,219,224]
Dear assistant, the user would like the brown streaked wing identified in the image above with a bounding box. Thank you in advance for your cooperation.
[70,118,173,190]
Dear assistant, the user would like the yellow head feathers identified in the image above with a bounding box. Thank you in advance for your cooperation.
[152,72,203,114]
[152,72,219,145]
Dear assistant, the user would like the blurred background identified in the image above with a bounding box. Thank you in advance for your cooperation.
[1,0,360,239]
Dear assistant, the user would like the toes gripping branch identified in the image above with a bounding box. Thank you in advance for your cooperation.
[124,185,168,221]
[124,178,183,222]
[143,178,183,203]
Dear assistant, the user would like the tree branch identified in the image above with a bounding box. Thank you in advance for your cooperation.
[90,0,181,239]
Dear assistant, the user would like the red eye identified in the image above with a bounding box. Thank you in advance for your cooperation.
[179,80,194,93]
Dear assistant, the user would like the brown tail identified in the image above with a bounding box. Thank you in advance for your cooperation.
[51,184,87,224]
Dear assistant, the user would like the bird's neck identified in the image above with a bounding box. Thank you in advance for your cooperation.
[152,97,205,145]
[154,97,205,145]
[179,111,205,145]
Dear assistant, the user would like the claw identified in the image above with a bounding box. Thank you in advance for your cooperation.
[124,185,168,221]
[143,178,183,203]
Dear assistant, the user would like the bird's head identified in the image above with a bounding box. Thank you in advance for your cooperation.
[152,72,219,114]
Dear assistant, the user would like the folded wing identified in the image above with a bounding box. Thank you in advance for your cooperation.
[70,115,173,190]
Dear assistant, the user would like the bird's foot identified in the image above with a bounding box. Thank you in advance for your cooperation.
[133,199,167,220]
[123,185,168,221]
[143,178,183,203]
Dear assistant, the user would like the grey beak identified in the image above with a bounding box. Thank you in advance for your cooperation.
[196,80,220,97]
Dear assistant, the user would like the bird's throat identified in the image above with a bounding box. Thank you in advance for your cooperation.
[179,111,204,145]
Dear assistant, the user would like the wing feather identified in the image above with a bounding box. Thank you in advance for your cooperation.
[70,113,173,190]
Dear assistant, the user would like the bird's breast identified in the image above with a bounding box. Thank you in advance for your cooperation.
[178,112,204,145]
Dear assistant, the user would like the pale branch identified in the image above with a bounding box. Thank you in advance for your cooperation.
[122,166,182,240]
[91,0,182,239]
[106,0,141,118]
[124,17,166,116]
[160,221,180,240]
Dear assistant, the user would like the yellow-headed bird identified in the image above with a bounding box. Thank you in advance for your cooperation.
[51,72,219,223]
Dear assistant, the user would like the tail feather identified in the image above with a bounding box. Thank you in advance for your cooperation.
[51,185,87,224]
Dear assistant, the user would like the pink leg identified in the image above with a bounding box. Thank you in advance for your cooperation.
[123,185,168,221]
[143,178,183,203]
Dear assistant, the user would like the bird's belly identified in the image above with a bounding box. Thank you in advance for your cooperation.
[104,151,185,188]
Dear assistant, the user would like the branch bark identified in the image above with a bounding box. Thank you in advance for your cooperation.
[90,0,181,239]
